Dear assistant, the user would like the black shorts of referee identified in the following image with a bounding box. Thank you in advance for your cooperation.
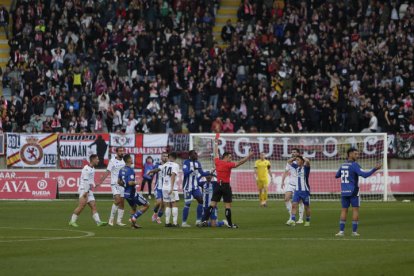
[211,181,232,203]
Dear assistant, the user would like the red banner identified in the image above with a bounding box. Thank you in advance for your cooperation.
[0,170,412,197]
[0,171,57,199]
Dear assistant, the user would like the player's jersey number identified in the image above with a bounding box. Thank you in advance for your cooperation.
[341,170,349,183]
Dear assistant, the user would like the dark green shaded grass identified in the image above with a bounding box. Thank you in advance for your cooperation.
[0,200,413,276]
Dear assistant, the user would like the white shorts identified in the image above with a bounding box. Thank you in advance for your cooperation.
[78,190,95,203]
[162,190,179,203]
[111,184,125,197]
[284,184,295,193]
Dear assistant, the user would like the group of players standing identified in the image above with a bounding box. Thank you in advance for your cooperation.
[69,137,382,236]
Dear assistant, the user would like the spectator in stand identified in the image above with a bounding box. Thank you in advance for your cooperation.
[221,19,235,42]
[222,118,234,133]
[0,6,9,39]
[211,116,223,133]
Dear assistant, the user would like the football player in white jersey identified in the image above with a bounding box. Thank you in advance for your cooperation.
[69,154,108,227]
[99,147,126,226]
[162,152,180,227]
[281,148,305,223]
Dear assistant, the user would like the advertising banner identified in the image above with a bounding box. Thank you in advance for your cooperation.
[0,171,57,199]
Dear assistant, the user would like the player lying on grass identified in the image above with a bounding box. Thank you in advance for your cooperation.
[286,156,311,227]
[69,154,107,227]
[199,172,229,227]
[118,154,150,229]
[335,148,382,237]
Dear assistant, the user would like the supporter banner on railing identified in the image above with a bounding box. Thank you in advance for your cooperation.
[109,134,168,168]
[168,134,190,156]
[59,134,110,169]
[7,133,58,168]
[395,133,414,159]
[0,133,5,155]
[0,171,57,199]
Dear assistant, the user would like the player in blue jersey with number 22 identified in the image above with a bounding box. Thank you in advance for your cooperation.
[335,148,382,237]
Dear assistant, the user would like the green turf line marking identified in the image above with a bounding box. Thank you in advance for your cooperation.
[0,227,95,243]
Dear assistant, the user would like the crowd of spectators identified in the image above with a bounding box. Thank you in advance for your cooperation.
[0,0,413,135]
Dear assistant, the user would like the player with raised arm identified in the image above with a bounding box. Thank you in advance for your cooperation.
[182,150,210,227]
[100,147,126,226]
[149,152,169,224]
[201,137,254,228]
[281,148,305,223]
[162,152,180,227]
[335,148,382,237]
[254,152,272,207]
[286,156,311,227]
[199,172,229,227]
[119,154,150,229]
[69,154,108,227]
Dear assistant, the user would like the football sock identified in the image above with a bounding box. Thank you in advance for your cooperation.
[339,220,346,232]
[263,189,268,202]
[196,204,203,221]
[117,209,124,223]
[110,204,118,220]
[299,202,304,219]
[217,221,224,227]
[172,207,178,225]
[285,201,292,215]
[225,208,232,226]
[306,216,311,222]
[157,210,164,218]
[70,214,78,223]
[202,206,214,221]
[153,206,159,213]
[352,221,358,232]
[165,208,171,224]
[182,202,190,223]
[133,210,143,219]
[92,213,101,224]
[291,214,296,221]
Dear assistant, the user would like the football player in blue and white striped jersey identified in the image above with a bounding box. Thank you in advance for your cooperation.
[286,156,311,227]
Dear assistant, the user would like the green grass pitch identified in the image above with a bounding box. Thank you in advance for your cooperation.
[0,200,413,276]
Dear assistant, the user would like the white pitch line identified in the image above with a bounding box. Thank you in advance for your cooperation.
[0,227,95,243]
[88,236,414,243]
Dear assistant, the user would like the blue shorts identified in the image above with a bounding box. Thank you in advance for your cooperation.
[126,194,149,208]
[341,195,360,208]
[155,188,163,200]
[184,189,203,202]
[292,191,310,206]
[203,207,218,220]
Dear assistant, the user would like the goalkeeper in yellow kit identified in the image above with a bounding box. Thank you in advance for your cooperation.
[254,153,272,207]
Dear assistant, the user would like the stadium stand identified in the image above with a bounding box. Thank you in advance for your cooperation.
[0,0,413,134]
